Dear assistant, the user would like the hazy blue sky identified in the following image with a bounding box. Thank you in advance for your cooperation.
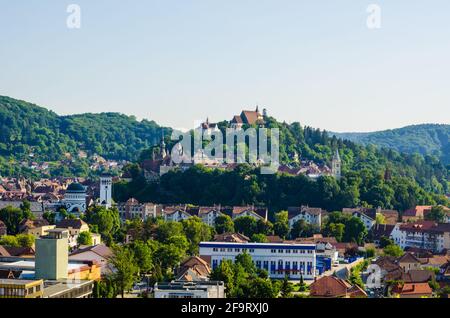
[1,0,449,132]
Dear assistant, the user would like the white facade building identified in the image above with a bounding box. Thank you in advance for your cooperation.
[390,221,450,253]
[351,211,376,231]
[288,206,322,228]
[199,241,317,280]
[99,175,113,208]
[63,183,87,214]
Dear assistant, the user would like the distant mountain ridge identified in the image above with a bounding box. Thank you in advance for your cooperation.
[331,124,450,164]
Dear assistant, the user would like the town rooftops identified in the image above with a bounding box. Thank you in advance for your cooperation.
[69,244,112,259]
[392,282,433,297]
[213,232,250,243]
[199,241,316,250]
[399,221,450,234]
[287,206,322,219]
[370,223,395,241]
[309,276,367,298]
[56,218,88,229]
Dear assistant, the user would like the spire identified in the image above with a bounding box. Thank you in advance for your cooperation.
[333,149,341,162]
[256,105,259,113]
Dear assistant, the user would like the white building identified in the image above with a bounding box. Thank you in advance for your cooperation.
[62,182,87,215]
[351,211,376,231]
[199,241,317,280]
[390,221,450,253]
[287,206,322,228]
[154,281,225,298]
[199,208,224,227]
[99,175,113,208]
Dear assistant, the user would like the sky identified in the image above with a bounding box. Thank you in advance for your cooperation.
[0,0,449,132]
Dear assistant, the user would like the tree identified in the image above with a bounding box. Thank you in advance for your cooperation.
[155,220,184,242]
[0,206,27,235]
[181,217,213,254]
[131,240,154,275]
[214,215,234,234]
[251,233,268,243]
[375,213,386,224]
[324,222,345,242]
[379,236,394,248]
[290,219,317,239]
[77,231,93,246]
[235,252,257,276]
[84,206,121,244]
[425,206,446,223]
[256,219,273,235]
[43,211,56,225]
[245,277,279,298]
[280,275,294,298]
[16,233,35,247]
[0,235,19,247]
[234,216,257,237]
[273,211,289,239]
[109,245,139,298]
[383,244,404,258]
[343,217,368,245]
[154,235,189,274]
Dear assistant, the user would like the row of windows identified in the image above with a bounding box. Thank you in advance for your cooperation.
[212,247,313,254]
[0,285,41,297]
[212,259,314,275]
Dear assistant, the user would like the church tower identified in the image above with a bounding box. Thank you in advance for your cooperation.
[99,175,113,208]
[160,131,167,159]
[332,149,341,179]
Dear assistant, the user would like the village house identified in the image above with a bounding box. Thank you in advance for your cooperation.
[391,220,450,253]
[19,219,56,238]
[391,282,433,298]
[55,219,90,249]
[287,206,322,228]
[309,276,367,298]
[175,256,211,282]
[117,198,162,221]
[230,106,266,129]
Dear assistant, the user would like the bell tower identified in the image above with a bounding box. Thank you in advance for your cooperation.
[332,149,341,179]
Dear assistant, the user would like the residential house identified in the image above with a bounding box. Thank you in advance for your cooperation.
[391,221,450,253]
[117,198,162,221]
[19,219,55,238]
[55,219,90,248]
[176,256,211,282]
[213,233,250,243]
[163,206,193,222]
[228,206,268,222]
[198,207,224,227]
[309,276,367,298]
[391,282,433,298]
[69,244,113,275]
[0,245,35,258]
[287,206,322,228]
[397,253,422,272]
[369,224,395,245]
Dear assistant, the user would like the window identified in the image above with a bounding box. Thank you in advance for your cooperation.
[286,249,291,254]
[213,248,218,252]
[278,249,283,253]
[227,248,233,252]
[220,248,226,252]
[271,249,276,253]
[256,261,261,269]
[235,248,240,252]
[249,249,255,253]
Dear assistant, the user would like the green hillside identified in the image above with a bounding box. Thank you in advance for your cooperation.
[0,96,166,177]
[332,124,450,164]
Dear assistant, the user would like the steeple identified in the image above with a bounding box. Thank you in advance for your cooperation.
[255,105,259,113]
[160,130,167,158]
[332,149,341,179]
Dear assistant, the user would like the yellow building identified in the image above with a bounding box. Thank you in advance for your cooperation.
[0,279,44,298]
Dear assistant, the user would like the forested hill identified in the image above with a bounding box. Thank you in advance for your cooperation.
[332,124,450,164]
[0,96,166,176]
